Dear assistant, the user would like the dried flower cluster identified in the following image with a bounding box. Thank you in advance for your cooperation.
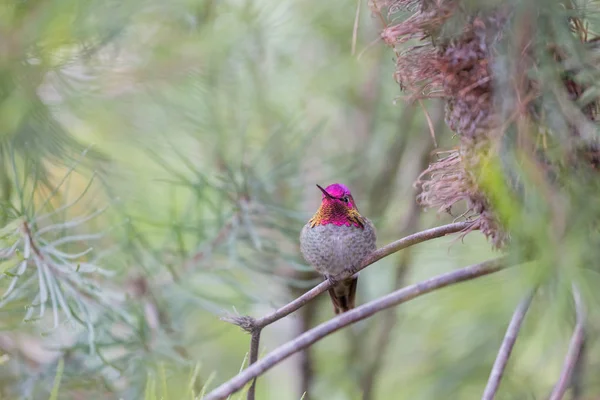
[373,0,600,248]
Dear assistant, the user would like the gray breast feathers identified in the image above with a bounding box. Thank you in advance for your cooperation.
[300,221,376,276]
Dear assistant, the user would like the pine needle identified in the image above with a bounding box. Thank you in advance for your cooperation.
[418,99,438,148]
[352,0,362,56]
[199,371,216,399]
[49,358,64,400]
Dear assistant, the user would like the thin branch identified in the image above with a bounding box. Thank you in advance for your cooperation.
[205,257,508,400]
[417,99,438,148]
[367,103,417,217]
[351,0,362,56]
[248,222,473,329]
[224,222,474,399]
[283,269,320,400]
[296,299,317,399]
[183,212,239,272]
[361,116,434,399]
[246,328,261,400]
[360,247,411,400]
[482,290,536,400]
[549,284,586,400]
[571,334,587,400]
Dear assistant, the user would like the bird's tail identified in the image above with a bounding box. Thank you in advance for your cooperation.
[327,276,358,314]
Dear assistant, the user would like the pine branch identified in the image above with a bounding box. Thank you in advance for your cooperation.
[482,289,537,400]
[206,257,509,400]
[222,222,473,398]
[549,284,586,400]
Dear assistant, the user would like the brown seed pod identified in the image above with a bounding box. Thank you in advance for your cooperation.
[375,0,600,248]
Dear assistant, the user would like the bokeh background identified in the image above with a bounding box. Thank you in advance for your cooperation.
[1,0,599,399]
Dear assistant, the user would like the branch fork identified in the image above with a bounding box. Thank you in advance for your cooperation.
[214,222,481,399]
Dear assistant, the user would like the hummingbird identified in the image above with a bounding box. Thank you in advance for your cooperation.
[300,183,377,314]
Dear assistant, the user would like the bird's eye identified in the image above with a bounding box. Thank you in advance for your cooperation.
[342,196,350,203]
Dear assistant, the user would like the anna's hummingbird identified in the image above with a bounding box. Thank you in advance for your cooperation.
[300,183,377,314]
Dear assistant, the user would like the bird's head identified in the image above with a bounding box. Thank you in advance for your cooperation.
[309,183,364,228]
[316,183,357,210]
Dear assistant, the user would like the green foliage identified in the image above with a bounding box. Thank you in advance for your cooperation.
[0,0,599,399]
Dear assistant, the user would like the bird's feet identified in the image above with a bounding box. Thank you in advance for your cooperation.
[326,275,338,287]
[326,270,358,286]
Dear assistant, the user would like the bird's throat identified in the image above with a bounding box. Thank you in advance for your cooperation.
[309,203,365,228]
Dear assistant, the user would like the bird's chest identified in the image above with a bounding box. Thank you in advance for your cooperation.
[300,223,375,276]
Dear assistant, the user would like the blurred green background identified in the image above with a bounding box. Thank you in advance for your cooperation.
[0,0,598,399]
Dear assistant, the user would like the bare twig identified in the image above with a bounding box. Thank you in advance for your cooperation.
[183,212,239,271]
[246,328,261,400]
[367,103,417,217]
[206,257,508,400]
[417,99,438,148]
[293,285,318,399]
[352,0,362,56]
[361,133,431,399]
[350,47,384,194]
[549,284,586,400]
[223,222,472,399]
[571,335,587,400]
[247,222,474,329]
[482,290,536,400]
[360,247,411,400]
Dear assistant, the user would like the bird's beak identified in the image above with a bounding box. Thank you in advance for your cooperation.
[316,184,334,200]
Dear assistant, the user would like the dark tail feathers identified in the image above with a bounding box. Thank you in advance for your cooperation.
[327,276,358,314]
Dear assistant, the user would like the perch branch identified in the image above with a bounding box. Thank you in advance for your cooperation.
[482,289,537,400]
[549,284,586,400]
[250,221,473,329]
[206,257,508,400]
[223,221,472,399]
